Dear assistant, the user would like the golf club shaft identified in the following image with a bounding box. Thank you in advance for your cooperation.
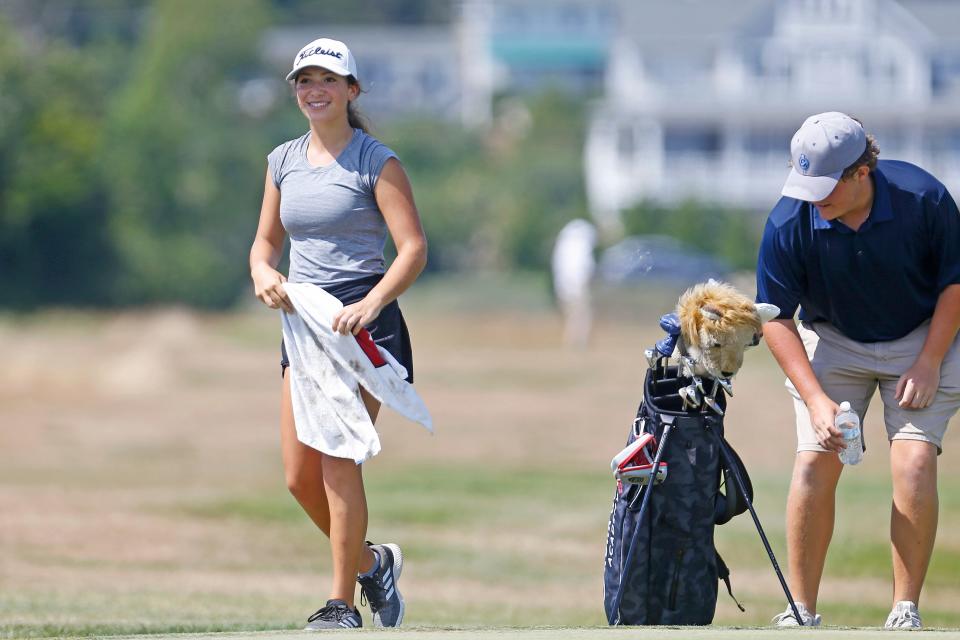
[612,420,673,624]
[716,435,804,626]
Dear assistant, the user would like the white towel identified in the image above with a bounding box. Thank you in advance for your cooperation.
[281,282,432,464]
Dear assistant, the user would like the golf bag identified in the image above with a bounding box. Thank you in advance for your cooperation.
[603,361,753,625]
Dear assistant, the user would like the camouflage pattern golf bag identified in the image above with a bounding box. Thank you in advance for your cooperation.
[603,361,752,625]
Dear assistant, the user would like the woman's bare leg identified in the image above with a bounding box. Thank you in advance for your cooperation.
[280,372,380,605]
[280,369,331,534]
[320,387,381,605]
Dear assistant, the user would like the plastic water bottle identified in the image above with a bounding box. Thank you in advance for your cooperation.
[836,401,863,465]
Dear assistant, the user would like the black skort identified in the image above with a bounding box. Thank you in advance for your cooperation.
[280,273,414,383]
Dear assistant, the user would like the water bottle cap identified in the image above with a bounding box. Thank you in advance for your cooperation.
[839,401,851,411]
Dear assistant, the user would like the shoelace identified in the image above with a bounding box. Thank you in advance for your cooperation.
[771,608,809,625]
[357,574,384,611]
[307,603,352,623]
[771,611,795,624]
[888,608,921,628]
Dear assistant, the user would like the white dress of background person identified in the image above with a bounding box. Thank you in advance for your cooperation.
[552,218,598,348]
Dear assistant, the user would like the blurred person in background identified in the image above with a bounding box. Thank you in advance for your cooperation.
[551,218,597,348]
[756,112,960,629]
[248,37,427,630]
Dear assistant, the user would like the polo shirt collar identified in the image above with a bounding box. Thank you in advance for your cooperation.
[812,167,894,231]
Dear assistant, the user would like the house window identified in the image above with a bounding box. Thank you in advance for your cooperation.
[419,64,446,94]
[364,59,392,94]
[617,124,635,159]
[745,129,794,154]
[875,128,904,155]
[930,128,960,154]
[496,6,529,33]
[559,4,585,31]
[664,126,720,154]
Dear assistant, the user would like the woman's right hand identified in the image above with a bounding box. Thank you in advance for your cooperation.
[252,264,293,313]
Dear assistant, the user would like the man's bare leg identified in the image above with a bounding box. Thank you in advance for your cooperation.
[785,451,843,613]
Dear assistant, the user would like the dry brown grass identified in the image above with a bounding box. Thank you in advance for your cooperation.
[2,288,959,634]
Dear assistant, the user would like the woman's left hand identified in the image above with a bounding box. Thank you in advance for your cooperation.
[332,296,385,335]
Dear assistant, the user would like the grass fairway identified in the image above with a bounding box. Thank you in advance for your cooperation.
[2,276,960,637]
[51,629,960,640]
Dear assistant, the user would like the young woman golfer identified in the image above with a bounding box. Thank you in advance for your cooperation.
[249,37,427,630]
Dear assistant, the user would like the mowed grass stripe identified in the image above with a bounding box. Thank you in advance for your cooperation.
[17,626,960,640]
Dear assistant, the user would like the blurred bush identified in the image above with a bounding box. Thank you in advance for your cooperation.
[388,91,589,273]
[0,1,271,309]
[103,0,270,307]
[620,199,762,272]
[0,15,120,307]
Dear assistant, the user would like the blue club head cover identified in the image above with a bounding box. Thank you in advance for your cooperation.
[659,313,681,335]
[655,313,681,358]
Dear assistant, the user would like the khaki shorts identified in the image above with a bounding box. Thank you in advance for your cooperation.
[787,321,960,454]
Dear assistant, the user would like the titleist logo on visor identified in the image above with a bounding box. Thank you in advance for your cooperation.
[298,47,343,62]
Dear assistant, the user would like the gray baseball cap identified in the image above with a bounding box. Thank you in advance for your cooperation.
[781,112,867,202]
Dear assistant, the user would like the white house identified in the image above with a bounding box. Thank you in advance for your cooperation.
[585,0,960,230]
[263,0,616,127]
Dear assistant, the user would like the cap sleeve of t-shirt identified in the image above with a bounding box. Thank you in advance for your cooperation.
[756,208,805,320]
[266,143,287,189]
[358,135,398,193]
[267,136,302,189]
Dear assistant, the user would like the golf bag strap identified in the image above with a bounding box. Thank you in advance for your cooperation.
[716,552,745,612]
[720,465,737,525]
[714,433,753,526]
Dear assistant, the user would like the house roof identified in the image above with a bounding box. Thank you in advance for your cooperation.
[618,0,960,54]
[898,0,960,46]
[262,25,455,69]
[618,0,773,54]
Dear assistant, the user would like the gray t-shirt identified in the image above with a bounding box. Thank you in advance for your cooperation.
[267,129,397,285]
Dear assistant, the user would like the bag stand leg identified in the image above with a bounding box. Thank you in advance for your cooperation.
[610,416,674,625]
[713,430,805,626]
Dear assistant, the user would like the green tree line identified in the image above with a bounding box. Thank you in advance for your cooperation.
[620,200,762,272]
[0,1,762,310]
[0,0,271,308]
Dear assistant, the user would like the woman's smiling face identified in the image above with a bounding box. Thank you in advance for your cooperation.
[294,67,357,124]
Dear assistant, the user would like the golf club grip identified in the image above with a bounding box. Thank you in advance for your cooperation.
[716,435,804,626]
[612,421,673,624]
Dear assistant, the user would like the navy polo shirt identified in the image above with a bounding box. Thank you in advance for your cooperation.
[756,160,960,342]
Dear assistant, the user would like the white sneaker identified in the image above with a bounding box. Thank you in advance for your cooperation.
[885,601,922,629]
[772,602,822,627]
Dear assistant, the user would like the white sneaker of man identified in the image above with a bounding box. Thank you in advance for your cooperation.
[772,602,822,627]
[885,601,922,629]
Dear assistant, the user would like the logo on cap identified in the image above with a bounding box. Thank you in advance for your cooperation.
[298,46,343,63]
[798,153,810,173]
